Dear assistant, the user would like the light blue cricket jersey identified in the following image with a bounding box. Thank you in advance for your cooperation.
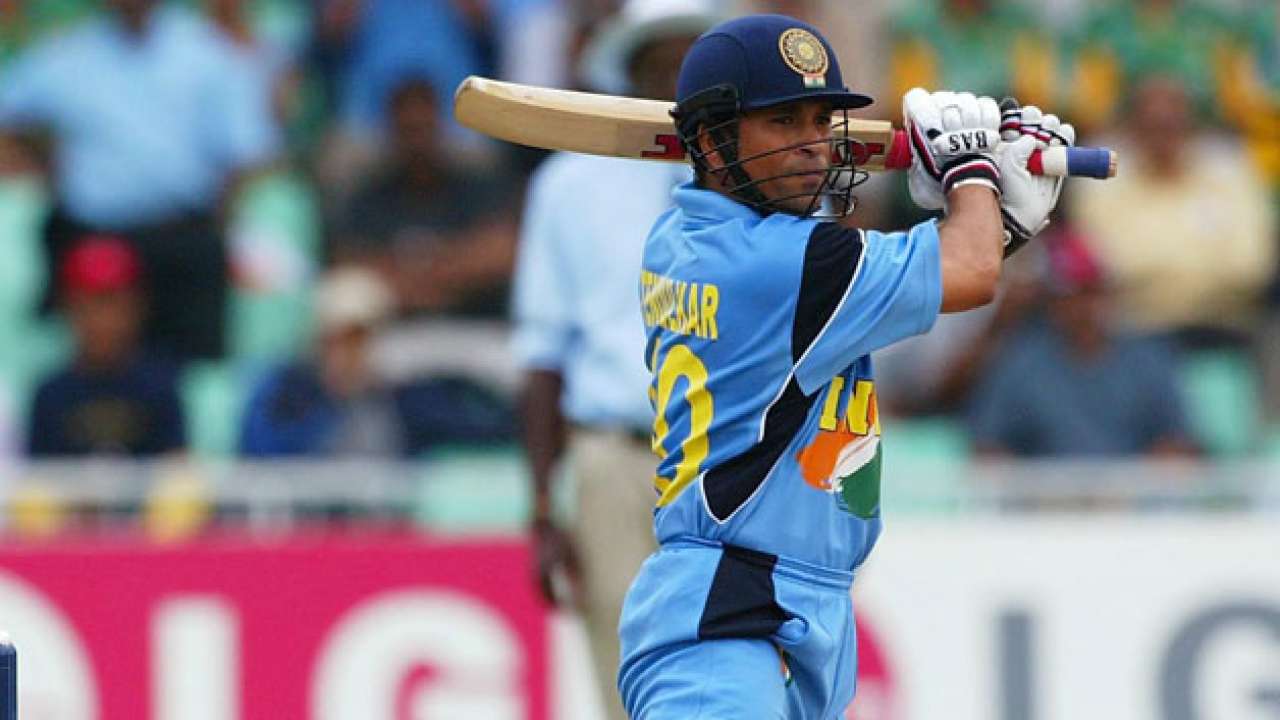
[640,182,942,572]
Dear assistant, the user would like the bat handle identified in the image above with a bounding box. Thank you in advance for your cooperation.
[885,129,1116,178]
[1028,146,1116,179]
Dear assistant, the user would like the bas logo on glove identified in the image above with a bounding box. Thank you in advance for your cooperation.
[946,132,992,153]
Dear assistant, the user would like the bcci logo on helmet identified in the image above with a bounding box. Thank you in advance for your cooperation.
[778,28,828,88]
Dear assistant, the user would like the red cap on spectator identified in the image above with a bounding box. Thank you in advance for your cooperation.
[61,236,141,295]
[1045,228,1104,294]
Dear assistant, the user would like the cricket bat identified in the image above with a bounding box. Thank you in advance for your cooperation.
[453,76,1117,179]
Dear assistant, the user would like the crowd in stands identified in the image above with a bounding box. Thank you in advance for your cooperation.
[0,0,1274,479]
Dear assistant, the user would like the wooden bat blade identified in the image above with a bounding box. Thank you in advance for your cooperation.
[453,76,896,170]
[454,76,686,160]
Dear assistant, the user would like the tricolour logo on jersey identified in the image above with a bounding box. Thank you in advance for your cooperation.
[795,377,882,519]
[778,28,828,89]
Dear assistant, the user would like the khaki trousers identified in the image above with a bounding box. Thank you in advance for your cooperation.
[568,428,659,720]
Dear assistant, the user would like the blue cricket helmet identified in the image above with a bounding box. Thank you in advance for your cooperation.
[675,14,873,113]
[670,14,873,218]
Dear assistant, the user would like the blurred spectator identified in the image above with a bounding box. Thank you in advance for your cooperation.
[331,77,517,319]
[240,267,515,457]
[491,0,573,89]
[875,259,1039,418]
[1223,1,1279,189]
[310,0,485,193]
[1064,0,1270,134]
[0,0,282,360]
[201,0,309,89]
[206,0,256,47]
[28,237,185,457]
[968,230,1196,458]
[200,0,339,159]
[318,0,569,134]
[330,0,487,136]
[512,2,715,717]
[888,0,1056,122]
[240,267,403,456]
[1071,73,1276,348]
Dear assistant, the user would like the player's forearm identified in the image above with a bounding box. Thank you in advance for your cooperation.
[938,185,1003,312]
[518,369,567,521]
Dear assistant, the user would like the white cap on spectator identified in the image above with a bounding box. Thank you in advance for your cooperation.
[579,0,724,95]
[315,267,394,334]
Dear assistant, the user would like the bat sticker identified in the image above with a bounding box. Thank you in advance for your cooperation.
[643,134,688,160]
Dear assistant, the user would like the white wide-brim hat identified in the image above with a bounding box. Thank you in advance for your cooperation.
[315,267,394,334]
[579,0,725,95]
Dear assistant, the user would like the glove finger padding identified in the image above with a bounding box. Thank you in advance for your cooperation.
[953,92,991,131]
[1000,98,1022,142]
[1018,105,1045,142]
[948,92,977,130]
[1039,115,1076,150]
[997,134,1056,258]
[939,92,966,134]
[928,91,1000,162]
[903,87,946,209]
[1036,115,1072,220]
[903,87,943,178]
[978,96,1001,134]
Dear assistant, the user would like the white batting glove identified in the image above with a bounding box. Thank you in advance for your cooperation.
[996,101,1076,257]
[902,88,1003,210]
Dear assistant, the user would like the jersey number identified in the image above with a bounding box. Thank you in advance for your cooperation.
[651,345,714,507]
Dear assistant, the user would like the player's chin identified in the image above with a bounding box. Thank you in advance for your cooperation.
[773,192,823,215]
[776,176,828,213]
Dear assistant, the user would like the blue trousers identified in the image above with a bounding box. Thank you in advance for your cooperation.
[617,538,858,719]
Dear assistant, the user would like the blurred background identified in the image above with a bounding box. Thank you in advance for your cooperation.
[0,0,1275,718]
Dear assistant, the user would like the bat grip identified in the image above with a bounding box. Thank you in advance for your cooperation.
[1028,146,1115,179]
[885,129,1116,178]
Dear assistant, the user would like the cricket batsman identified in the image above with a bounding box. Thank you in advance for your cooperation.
[618,13,1073,718]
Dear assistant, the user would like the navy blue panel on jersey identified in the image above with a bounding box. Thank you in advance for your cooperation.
[701,223,863,521]
[702,377,810,521]
[697,544,787,639]
[792,224,865,364]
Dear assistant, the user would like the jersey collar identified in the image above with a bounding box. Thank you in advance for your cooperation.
[673,181,766,225]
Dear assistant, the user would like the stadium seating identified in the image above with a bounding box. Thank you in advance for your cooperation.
[414,445,529,532]
[181,361,254,459]
[1178,349,1262,456]
[226,172,321,362]
[0,179,72,427]
[879,417,972,513]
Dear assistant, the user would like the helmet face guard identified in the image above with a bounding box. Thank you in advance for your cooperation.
[672,84,869,219]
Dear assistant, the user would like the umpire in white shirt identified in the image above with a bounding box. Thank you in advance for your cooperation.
[510,1,722,717]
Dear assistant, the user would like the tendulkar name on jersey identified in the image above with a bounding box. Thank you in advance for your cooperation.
[638,180,943,574]
[640,270,720,341]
